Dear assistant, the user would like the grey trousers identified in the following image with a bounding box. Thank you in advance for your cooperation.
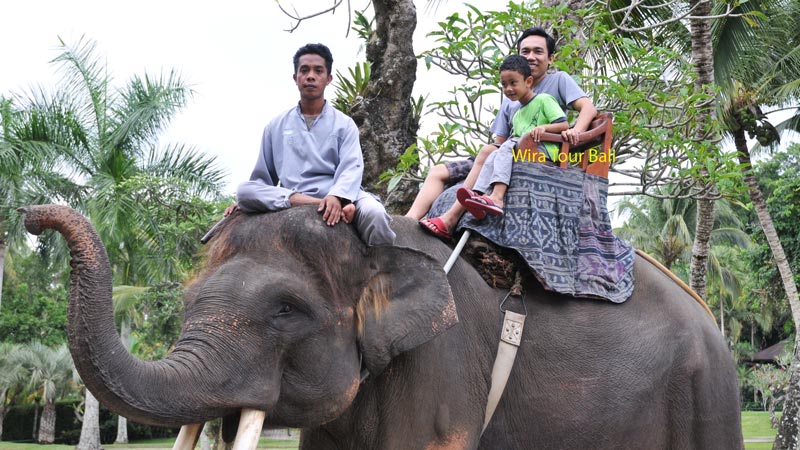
[352,190,396,246]
[237,182,395,246]
[474,142,513,194]
[474,140,549,194]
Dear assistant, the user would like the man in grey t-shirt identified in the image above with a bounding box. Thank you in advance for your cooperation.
[415,27,597,240]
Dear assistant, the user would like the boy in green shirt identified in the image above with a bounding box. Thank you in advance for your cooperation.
[459,54,568,218]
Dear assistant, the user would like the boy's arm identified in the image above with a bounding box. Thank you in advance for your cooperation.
[530,96,568,141]
[529,119,568,141]
[490,99,517,143]
[541,121,570,133]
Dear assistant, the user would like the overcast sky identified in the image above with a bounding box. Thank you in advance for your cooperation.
[0,0,499,195]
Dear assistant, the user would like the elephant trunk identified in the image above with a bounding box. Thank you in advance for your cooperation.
[19,205,238,426]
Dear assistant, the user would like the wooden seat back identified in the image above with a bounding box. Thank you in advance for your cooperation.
[515,112,613,179]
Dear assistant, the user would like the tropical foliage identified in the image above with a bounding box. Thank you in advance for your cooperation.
[1,0,799,445]
[0,35,227,444]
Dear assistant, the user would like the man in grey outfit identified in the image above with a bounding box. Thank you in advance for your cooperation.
[229,43,395,246]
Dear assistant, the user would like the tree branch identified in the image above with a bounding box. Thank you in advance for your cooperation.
[277,0,348,33]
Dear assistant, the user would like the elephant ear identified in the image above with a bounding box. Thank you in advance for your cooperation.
[357,246,458,376]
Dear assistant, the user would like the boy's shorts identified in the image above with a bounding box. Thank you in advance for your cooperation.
[444,157,475,184]
[443,142,503,183]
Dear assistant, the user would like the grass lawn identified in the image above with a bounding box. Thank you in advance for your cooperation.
[0,437,299,450]
[742,411,780,438]
[743,411,780,450]
[0,414,777,450]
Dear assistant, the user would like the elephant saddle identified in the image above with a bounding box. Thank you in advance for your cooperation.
[428,163,636,303]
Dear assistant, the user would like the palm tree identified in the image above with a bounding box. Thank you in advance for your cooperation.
[0,97,67,312]
[615,192,749,270]
[75,386,101,450]
[112,285,147,443]
[616,195,695,270]
[714,0,800,316]
[0,342,24,440]
[6,35,227,447]
[13,342,75,443]
[705,247,745,341]
[7,36,226,283]
[708,0,800,444]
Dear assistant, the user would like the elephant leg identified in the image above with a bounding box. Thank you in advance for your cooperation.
[299,427,340,450]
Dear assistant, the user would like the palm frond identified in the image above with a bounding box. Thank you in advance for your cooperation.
[12,342,74,404]
[141,144,227,198]
[112,285,149,326]
[661,213,693,243]
[773,108,800,138]
[11,85,97,175]
[711,0,767,89]
[109,69,193,152]
[51,36,110,137]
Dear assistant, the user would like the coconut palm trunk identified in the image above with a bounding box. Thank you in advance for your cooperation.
[0,388,7,439]
[200,422,212,450]
[0,232,6,312]
[32,403,38,441]
[37,402,56,443]
[76,389,102,450]
[115,319,131,444]
[691,199,715,299]
[734,129,800,448]
[687,0,718,301]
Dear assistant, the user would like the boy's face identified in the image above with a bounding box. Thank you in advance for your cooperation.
[518,35,554,85]
[293,54,332,102]
[500,70,534,102]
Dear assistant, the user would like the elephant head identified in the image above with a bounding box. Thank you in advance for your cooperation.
[19,204,457,427]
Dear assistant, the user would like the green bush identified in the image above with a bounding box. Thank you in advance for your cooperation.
[1,400,177,443]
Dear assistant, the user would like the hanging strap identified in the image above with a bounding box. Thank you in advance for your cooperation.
[443,233,527,436]
[482,307,526,433]
[482,273,527,434]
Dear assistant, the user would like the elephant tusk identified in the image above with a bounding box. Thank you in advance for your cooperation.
[172,423,203,450]
[231,409,267,450]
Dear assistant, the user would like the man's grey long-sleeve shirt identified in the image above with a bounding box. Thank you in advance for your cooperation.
[238,101,363,211]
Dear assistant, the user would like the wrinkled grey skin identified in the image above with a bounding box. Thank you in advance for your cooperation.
[20,204,743,450]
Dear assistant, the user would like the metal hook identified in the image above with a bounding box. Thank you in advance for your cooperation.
[499,289,527,316]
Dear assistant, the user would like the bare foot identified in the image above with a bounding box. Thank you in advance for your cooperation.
[342,204,356,223]
[224,203,239,217]
[487,195,504,209]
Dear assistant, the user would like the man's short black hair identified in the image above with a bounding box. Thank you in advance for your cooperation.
[516,27,556,56]
[293,43,334,75]
[499,54,532,78]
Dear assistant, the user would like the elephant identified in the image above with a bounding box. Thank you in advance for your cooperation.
[19,204,743,449]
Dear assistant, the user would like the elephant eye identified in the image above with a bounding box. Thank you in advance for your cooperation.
[276,303,294,316]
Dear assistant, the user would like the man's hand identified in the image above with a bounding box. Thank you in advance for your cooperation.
[224,203,239,217]
[319,195,343,226]
[561,128,581,145]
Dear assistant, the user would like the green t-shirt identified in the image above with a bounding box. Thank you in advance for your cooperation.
[511,93,567,161]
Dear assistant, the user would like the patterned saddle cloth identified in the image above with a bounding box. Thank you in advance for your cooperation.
[428,162,635,303]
